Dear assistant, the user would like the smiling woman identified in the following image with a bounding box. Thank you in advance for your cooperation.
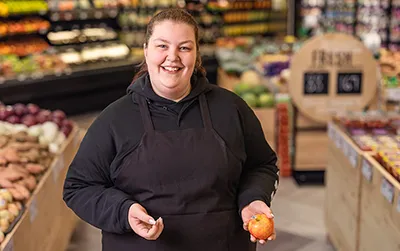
[63,8,279,251]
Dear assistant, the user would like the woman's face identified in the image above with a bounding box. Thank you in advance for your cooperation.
[144,20,196,100]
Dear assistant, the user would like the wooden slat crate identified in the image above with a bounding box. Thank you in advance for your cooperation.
[358,154,400,251]
[325,122,370,251]
[0,125,83,251]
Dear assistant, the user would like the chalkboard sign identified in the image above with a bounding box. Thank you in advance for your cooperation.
[303,72,329,95]
[337,72,363,94]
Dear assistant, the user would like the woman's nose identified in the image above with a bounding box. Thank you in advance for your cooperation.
[167,48,179,61]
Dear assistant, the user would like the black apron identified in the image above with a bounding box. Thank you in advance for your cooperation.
[103,94,256,251]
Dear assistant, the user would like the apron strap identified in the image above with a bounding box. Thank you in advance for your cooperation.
[137,95,154,132]
[199,94,212,129]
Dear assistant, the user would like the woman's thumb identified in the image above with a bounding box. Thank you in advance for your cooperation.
[131,205,156,225]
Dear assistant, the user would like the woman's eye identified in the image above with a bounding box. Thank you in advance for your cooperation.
[180,47,190,51]
[157,45,167,48]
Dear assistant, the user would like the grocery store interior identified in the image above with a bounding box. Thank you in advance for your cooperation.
[1,0,400,250]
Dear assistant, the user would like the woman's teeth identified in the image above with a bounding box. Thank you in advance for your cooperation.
[162,66,181,72]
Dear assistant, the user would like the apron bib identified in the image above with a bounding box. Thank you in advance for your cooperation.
[103,94,255,251]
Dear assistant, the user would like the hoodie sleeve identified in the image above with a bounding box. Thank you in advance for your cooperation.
[236,99,280,214]
[63,116,135,234]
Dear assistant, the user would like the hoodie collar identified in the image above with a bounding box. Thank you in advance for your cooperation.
[127,72,211,104]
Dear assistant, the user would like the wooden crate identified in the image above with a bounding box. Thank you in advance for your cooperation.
[358,154,400,251]
[0,125,83,251]
[325,123,368,251]
[253,108,276,150]
[294,130,328,170]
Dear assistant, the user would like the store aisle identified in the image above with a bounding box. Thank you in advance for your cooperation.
[67,113,335,251]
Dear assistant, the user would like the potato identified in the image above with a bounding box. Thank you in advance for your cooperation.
[19,175,37,191]
[0,190,12,203]
[0,179,13,189]
[7,203,19,217]
[7,188,24,201]
[12,184,30,199]
[0,230,4,243]
[0,167,27,181]
[0,218,9,232]
[14,201,22,210]
[8,164,29,176]
[26,163,45,174]
[2,149,19,163]
[0,198,6,211]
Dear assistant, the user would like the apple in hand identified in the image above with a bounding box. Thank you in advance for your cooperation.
[248,214,274,241]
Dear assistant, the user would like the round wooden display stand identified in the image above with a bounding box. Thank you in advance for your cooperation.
[289,33,378,124]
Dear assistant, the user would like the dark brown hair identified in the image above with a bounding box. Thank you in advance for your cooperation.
[132,8,206,82]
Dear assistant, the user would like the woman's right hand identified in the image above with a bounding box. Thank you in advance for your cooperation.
[128,203,164,240]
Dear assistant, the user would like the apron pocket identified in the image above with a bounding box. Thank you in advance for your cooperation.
[156,210,236,251]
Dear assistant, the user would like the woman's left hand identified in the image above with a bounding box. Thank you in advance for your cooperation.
[241,200,276,245]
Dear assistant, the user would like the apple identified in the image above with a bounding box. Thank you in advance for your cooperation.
[6,115,20,124]
[248,214,274,240]
[13,103,28,117]
[62,119,73,128]
[21,114,37,127]
[52,117,63,128]
[0,106,15,120]
[27,103,40,115]
[61,125,72,137]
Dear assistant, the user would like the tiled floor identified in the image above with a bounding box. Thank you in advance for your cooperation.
[66,112,336,251]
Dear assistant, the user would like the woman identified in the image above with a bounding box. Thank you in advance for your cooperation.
[63,8,279,251]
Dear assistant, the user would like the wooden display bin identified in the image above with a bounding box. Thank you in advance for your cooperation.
[253,108,276,150]
[217,67,240,92]
[325,123,369,251]
[358,154,400,251]
[0,125,83,251]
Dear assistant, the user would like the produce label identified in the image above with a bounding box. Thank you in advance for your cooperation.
[327,122,334,140]
[29,196,38,223]
[337,72,362,94]
[3,238,14,251]
[349,146,358,168]
[303,72,329,95]
[386,88,400,102]
[335,132,342,149]
[362,158,373,182]
[381,178,394,204]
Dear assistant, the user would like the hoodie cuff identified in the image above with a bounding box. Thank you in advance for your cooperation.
[120,200,136,232]
[237,191,271,216]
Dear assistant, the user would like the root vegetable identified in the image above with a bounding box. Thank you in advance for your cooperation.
[0,190,12,203]
[7,203,19,217]
[0,168,27,181]
[0,199,6,210]
[0,218,9,232]
[26,163,45,174]
[8,164,29,176]
[1,149,19,163]
[7,188,23,201]
[17,175,36,191]
[0,230,4,243]
[0,157,6,166]
[0,179,13,188]
[12,184,30,199]
[14,201,21,210]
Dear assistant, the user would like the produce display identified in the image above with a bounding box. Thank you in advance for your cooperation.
[47,27,118,45]
[233,70,275,108]
[333,110,400,182]
[0,0,48,17]
[0,54,68,79]
[0,18,50,36]
[0,37,49,57]
[0,189,22,243]
[0,102,75,153]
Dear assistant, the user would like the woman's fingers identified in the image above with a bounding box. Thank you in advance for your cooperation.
[144,218,164,240]
[130,204,156,225]
[250,235,257,243]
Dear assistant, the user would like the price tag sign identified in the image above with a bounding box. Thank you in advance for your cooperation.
[80,11,88,20]
[29,196,38,223]
[381,178,394,204]
[95,10,103,19]
[386,88,400,102]
[362,158,373,182]
[303,72,329,95]
[51,13,60,21]
[3,238,14,251]
[289,33,378,124]
[337,72,363,94]
[348,146,358,168]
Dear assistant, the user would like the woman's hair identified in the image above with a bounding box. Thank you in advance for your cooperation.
[132,8,206,82]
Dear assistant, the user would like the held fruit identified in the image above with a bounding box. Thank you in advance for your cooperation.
[248,214,274,240]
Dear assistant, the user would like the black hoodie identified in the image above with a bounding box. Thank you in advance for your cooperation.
[63,72,279,235]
